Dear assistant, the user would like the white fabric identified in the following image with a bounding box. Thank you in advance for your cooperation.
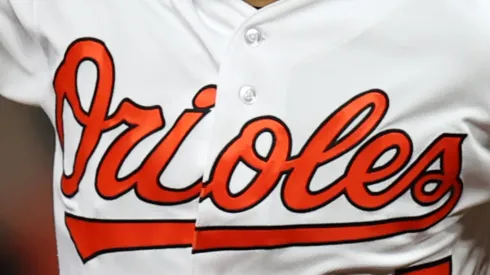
[0,0,49,104]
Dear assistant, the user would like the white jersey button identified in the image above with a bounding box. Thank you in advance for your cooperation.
[244,28,264,47]
[239,86,257,105]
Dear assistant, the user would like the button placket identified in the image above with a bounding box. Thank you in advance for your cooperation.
[239,27,264,105]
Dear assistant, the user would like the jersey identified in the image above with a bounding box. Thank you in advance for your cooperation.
[2,0,490,274]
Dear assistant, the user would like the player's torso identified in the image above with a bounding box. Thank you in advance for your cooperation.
[34,0,490,274]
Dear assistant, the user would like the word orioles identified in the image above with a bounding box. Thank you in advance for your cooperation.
[54,38,466,263]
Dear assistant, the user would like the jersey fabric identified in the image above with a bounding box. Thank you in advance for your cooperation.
[2,0,490,274]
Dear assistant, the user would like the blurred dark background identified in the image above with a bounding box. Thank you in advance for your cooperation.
[0,96,58,275]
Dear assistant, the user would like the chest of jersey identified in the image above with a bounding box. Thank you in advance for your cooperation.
[37,0,490,274]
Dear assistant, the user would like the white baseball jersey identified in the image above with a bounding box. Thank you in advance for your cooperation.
[2,0,490,274]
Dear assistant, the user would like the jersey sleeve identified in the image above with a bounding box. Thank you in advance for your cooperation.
[0,0,48,105]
